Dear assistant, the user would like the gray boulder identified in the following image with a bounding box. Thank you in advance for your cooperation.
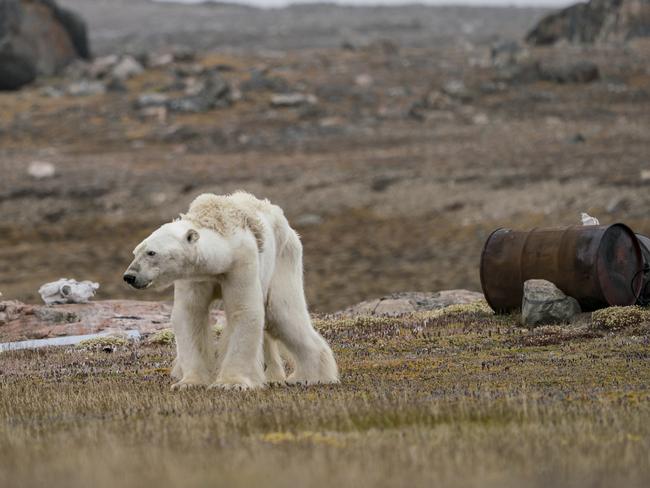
[0,0,90,90]
[522,279,581,327]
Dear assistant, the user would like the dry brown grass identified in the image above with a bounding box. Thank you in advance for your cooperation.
[1,308,650,487]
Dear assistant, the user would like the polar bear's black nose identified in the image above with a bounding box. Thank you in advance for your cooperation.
[123,274,136,285]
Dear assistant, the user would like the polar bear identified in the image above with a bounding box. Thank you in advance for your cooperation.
[123,191,339,390]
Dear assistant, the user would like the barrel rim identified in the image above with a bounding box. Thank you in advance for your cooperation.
[595,222,643,306]
[479,227,508,313]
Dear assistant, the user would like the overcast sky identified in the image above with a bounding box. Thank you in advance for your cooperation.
[156,0,577,7]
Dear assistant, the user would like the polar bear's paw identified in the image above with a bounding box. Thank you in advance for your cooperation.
[170,378,208,391]
[265,366,287,384]
[209,375,265,391]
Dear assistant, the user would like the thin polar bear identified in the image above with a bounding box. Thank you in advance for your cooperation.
[123,191,339,390]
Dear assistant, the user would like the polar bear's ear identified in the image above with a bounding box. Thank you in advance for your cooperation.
[185,229,200,244]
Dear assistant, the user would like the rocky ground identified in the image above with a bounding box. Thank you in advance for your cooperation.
[0,290,480,343]
[2,1,650,312]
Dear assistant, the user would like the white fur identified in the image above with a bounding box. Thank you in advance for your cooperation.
[125,192,339,390]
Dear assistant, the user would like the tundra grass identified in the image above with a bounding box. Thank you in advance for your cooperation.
[1,305,649,488]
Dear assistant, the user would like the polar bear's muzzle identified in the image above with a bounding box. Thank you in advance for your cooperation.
[123,273,151,289]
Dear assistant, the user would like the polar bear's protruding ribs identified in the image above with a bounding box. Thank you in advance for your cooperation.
[182,192,267,252]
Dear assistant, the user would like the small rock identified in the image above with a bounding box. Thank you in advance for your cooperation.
[41,86,64,98]
[27,161,56,179]
[472,113,489,125]
[355,74,373,87]
[270,93,317,107]
[149,193,168,205]
[521,279,581,327]
[240,69,289,93]
[168,70,232,112]
[89,55,119,78]
[442,80,473,102]
[110,56,144,81]
[135,92,170,109]
[67,80,106,96]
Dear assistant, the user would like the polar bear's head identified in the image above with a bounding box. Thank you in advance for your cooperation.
[123,220,201,290]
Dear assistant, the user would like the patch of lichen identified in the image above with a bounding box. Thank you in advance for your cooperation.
[144,325,223,347]
[76,334,131,351]
[147,329,176,346]
[591,306,650,331]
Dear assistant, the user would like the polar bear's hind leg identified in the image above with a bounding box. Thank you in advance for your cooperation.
[266,231,339,385]
[263,333,286,383]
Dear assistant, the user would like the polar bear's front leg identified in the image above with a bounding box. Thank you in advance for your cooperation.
[170,280,216,390]
[210,257,266,390]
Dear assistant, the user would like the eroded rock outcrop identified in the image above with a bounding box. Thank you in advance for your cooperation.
[0,0,90,90]
[527,0,650,45]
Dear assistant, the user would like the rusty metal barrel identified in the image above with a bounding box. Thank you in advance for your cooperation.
[480,224,644,313]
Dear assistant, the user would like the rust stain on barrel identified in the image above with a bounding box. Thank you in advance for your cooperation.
[480,224,643,313]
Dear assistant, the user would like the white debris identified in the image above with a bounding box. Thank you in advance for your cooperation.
[581,213,600,226]
[38,279,100,305]
[27,161,56,179]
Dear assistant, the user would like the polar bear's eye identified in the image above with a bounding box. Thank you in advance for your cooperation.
[146,251,156,257]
